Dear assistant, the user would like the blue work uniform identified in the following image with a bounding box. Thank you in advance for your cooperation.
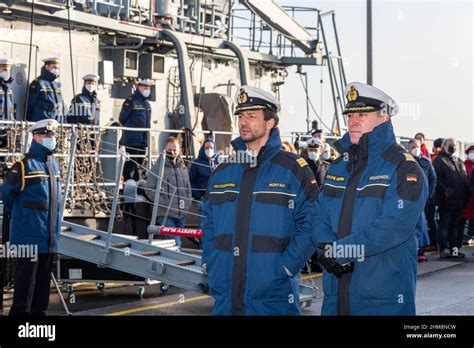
[26,67,64,122]
[202,128,318,315]
[314,121,428,315]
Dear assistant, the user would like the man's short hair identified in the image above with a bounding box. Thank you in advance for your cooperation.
[408,138,420,147]
[166,136,179,145]
[263,108,279,128]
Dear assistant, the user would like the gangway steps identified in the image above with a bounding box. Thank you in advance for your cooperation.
[59,221,317,305]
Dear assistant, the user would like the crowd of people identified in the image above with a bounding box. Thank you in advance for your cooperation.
[1,53,472,316]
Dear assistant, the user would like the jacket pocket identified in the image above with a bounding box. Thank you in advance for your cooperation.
[206,249,231,297]
[209,191,238,205]
[23,200,48,211]
[357,184,389,199]
[251,235,289,253]
[255,191,295,208]
[39,100,55,112]
[322,184,345,198]
[213,234,233,251]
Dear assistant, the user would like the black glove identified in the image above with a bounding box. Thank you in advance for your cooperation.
[317,243,354,278]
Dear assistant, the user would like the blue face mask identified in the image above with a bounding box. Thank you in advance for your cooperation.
[41,137,56,151]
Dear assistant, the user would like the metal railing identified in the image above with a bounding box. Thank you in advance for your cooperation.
[230,6,320,57]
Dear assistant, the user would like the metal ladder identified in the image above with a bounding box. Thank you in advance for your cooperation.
[58,136,316,307]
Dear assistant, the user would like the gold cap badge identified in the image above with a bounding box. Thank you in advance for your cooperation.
[237,88,249,105]
[346,85,359,102]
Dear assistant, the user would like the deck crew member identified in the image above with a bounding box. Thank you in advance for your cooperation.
[26,56,65,122]
[67,73,101,125]
[119,79,153,181]
[0,58,15,147]
[3,119,62,315]
[314,82,428,315]
[202,85,319,315]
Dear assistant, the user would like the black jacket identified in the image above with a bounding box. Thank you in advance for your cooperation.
[433,151,469,209]
[307,159,329,188]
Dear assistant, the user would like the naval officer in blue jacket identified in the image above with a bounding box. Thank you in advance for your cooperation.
[3,119,62,315]
[26,56,65,122]
[67,73,101,125]
[202,86,319,315]
[314,82,428,315]
[119,79,153,181]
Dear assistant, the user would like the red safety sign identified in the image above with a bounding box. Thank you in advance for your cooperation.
[159,226,202,238]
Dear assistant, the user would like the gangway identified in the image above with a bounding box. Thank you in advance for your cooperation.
[57,142,317,309]
[240,0,318,55]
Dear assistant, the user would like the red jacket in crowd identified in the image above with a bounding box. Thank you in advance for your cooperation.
[462,159,474,220]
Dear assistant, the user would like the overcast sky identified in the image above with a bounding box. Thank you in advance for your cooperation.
[267,0,473,143]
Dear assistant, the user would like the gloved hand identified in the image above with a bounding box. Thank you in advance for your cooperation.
[317,243,354,278]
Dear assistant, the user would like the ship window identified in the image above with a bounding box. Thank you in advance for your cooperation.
[153,55,165,74]
[125,51,138,70]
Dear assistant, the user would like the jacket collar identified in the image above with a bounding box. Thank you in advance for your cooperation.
[165,155,183,168]
[134,89,147,102]
[81,87,96,99]
[198,139,218,161]
[0,77,13,86]
[29,139,53,160]
[231,127,282,166]
[40,66,58,82]
[334,120,397,159]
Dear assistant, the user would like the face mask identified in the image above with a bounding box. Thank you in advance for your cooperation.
[411,148,421,158]
[41,137,56,151]
[205,149,215,158]
[49,68,60,78]
[0,71,10,81]
[85,83,96,93]
[468,152,474,161]
[447,145,456,155]
[307,151,318,161]
[141,89,151,98]
[166,151,177,159]
[322,152,331,161]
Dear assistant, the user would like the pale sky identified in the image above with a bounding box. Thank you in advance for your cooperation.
[242,0,473,143]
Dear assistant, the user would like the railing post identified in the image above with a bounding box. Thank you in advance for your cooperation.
[60,131,78,218]
[103,152,125,260]
[148,150,166,244]
[147,130,152,171]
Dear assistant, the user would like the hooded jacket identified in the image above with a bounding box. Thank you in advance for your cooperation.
[189,139,221,200]
[145,154,192,220]
[314,121,428,315]
[119,90,151,148]
[433,151,469,209]
[26,67,64,122]
[202,128,318,315]
[3,140,62,253]
[66,87,101,125]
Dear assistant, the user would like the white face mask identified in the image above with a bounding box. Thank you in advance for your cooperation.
[141,89,151,98]
[468,152,474,161]
[307,151,318,161]
[205,149,215,158]
[49,68,60,77]
[0,70,10,81]
[322,152,331,161]
[411,148,422,158]
[85,83,96,93]
[40,137,56,151]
